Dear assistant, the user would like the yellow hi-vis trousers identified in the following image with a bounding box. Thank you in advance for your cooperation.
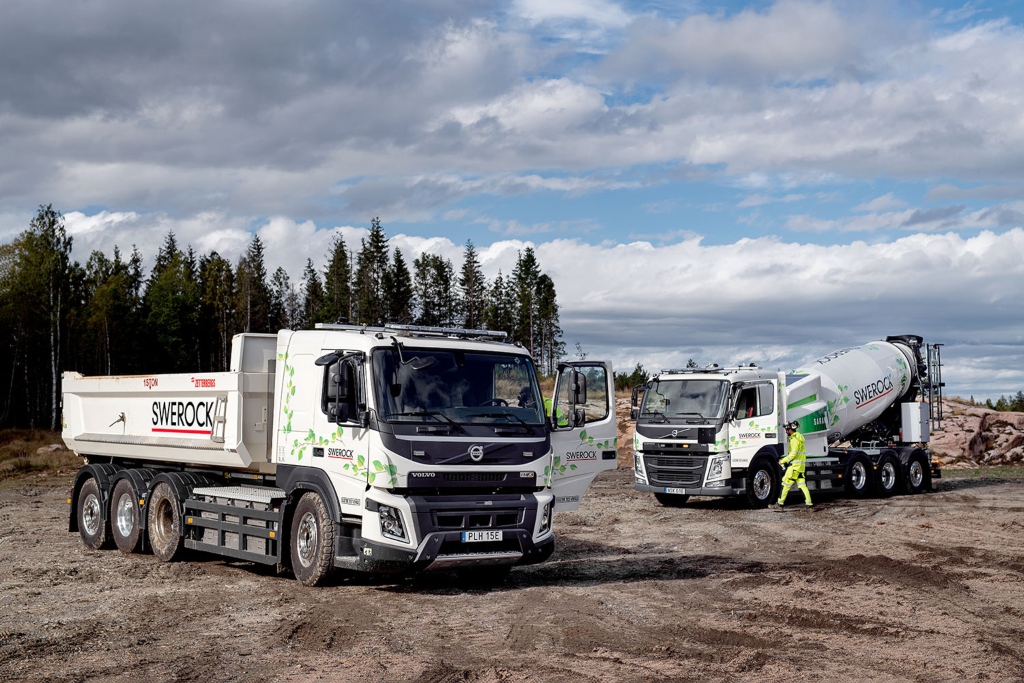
[778,465,812,506]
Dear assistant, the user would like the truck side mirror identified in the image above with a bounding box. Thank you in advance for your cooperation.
[573,408,586,428]
[325,361,351,424]
[630,407,639,420]
[571,370,587,405]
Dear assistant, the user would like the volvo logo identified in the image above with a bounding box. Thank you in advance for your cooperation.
[670,429,680,437]
[469,445,485,462]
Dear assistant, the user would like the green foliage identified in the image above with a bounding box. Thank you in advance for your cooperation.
[0,210,568,429]
[985,392,1024,412]
[614,363,650,391]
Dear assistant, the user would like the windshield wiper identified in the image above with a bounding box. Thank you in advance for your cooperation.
[476,411,537,433]
[385,410,466,433]
[642,410,668,423]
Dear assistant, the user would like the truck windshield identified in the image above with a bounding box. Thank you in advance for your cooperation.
[371,348,545,426]
[640,379,729,420]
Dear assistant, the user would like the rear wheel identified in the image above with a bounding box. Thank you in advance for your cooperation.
[148,482,184,562]
[654,492,690,507]
[745,459,779,509]
[290,492,336,587]
[110,478,142,554]
[77,478,111,550]
[874,453,901,497]
[844,454,872,498]
[905,451,930,494]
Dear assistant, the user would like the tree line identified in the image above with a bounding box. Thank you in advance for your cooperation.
[0,206,564,430]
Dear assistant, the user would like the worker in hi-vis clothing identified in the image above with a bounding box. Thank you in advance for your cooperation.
[773,421,812,511]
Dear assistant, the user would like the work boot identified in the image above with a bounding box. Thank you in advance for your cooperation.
[770,503,785,512]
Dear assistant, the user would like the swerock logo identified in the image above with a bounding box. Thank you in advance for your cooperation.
[327,447,354,459]
[151,400,214,431]
[854,376,894,407]
[738,432,761,439]
[565,450,597,461]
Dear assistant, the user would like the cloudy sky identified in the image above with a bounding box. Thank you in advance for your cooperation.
[2,0,1023,400]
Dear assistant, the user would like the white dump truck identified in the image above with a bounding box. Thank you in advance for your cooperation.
[631,335,943,508]
[63,324,618,585]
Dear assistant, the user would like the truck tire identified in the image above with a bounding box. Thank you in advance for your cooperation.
[110,478,142,554]
[654,492,690,507]
[745,458,779,509]
[904,451,930,495]
[290,492,336,586]
[844,454,872,498]
[77,478,112,550]
[874,453,901,497]
[148,482,184,562]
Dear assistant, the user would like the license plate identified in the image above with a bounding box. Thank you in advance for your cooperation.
[462,530,502,542]
[664,487,686,495]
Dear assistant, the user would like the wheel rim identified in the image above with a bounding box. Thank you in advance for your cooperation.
[153,497,174,545]
[909,460,924,488]
[116,492,135,537]
[296,512,318,568]
[81,493,101,536]
[881,462,897,490]
[851,462,868,490]
[752,469,772,500]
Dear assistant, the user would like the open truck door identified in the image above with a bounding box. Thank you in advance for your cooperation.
[548,361,618,511]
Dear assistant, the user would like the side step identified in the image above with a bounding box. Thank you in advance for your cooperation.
[184,486,286,565]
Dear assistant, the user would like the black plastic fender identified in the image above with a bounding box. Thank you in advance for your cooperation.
[275,465,346,571]
[275,465,343,523]
[145,471,223,523]
[69,463,123,533]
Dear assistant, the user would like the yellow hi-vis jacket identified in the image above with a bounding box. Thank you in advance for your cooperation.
[780,431,807,475]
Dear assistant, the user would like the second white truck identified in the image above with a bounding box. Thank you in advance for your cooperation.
[64,323,618,585]
[631,335,942,508]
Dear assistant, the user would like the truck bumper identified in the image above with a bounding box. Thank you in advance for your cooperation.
[334,530,555,574]
[635,482,743,497]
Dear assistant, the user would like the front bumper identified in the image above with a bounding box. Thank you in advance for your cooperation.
[634,482,743,497]
[334,529,555,573]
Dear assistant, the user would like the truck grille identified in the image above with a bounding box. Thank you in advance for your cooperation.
[442,472,506,482]
[434,509,522,530]
[644,454,707,487]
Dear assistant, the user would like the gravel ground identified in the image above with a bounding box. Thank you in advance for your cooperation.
[2,469,1023,682]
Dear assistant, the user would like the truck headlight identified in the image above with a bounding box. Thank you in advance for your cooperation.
[540,501,552,532]
[633,451,644,474]
[707,455,729,481]
[378,504,407,542]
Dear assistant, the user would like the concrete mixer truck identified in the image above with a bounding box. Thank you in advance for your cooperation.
[62,323,618,585]
[630,335,942,508]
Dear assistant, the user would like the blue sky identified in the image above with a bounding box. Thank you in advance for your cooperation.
[1,0,1023,400]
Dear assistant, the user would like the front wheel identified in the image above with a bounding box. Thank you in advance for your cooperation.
[77,478,111,550]
[744,459,779,509]
[290,492,336,587]
[654,492,690,507]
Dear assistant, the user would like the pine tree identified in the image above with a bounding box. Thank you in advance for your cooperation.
[385,248,414,324]
[235,235,271,333]
[269,267,294,332]
[199,252,236,371]
[5,205,76,428]
[483,271,515,338]
[459,240,487,329]
[535,273,564,375]
[302,258,325,329]
[413,253,456,327]
[322,234,352,324]
[354,218,390,325]
[512,247,541,354]
[144,235,201,372]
